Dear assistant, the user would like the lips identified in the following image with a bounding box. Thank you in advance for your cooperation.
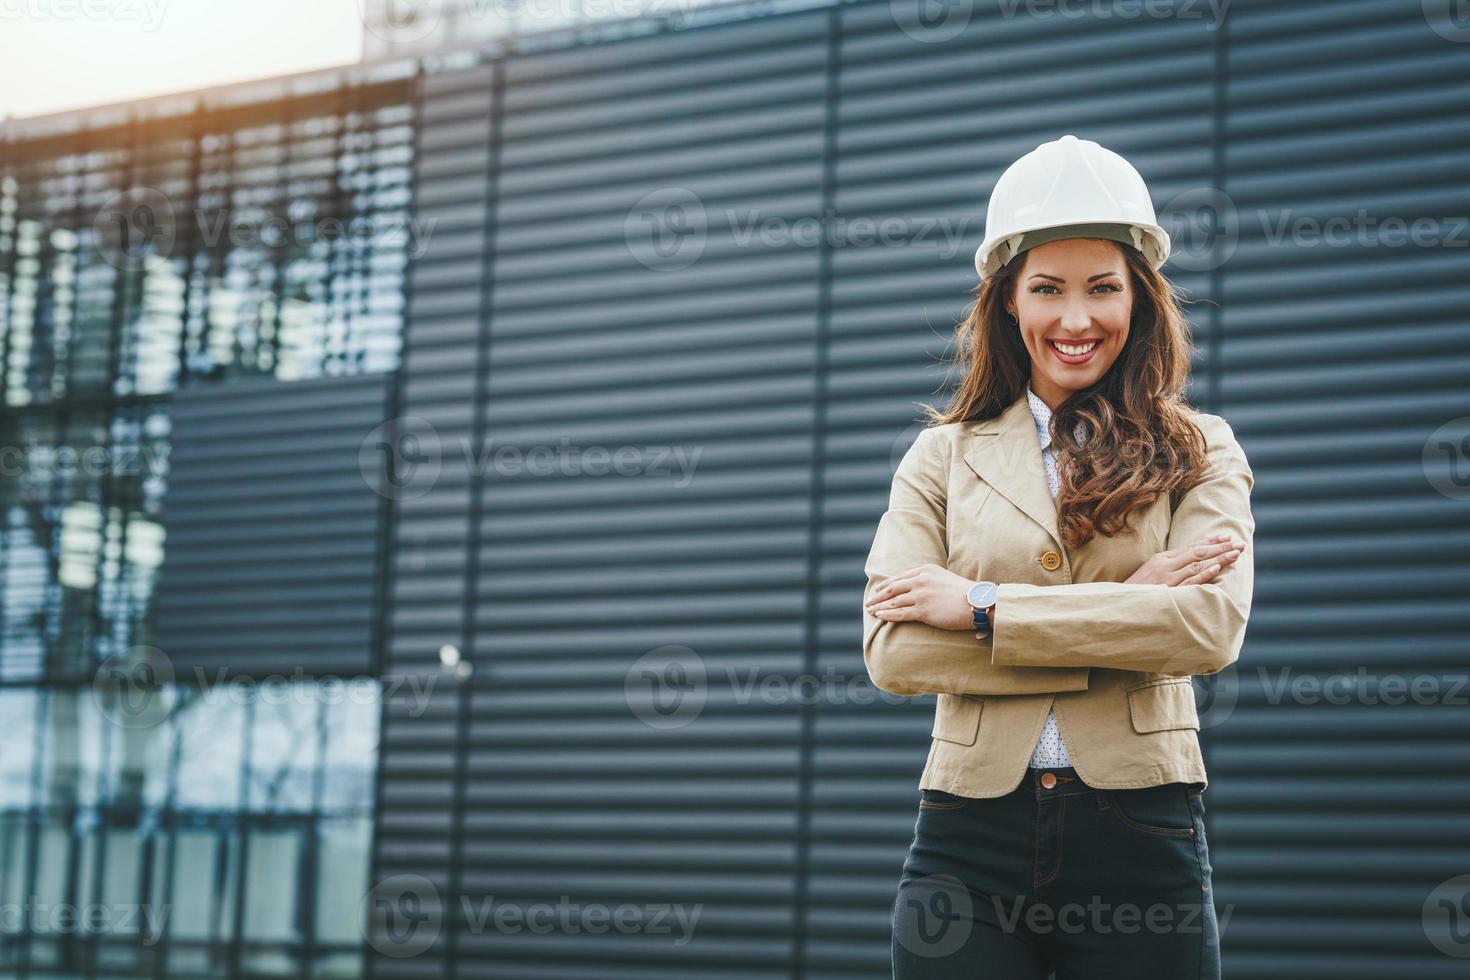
[1047,338,1101,365]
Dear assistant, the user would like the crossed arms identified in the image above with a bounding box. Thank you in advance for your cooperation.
[861,418,1255,697]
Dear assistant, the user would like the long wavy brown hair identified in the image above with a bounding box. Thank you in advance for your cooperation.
[919,242,1211,551]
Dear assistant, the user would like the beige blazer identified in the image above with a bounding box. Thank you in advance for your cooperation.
[862,392,1255,797]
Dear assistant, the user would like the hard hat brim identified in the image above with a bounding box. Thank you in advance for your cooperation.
[974,220,1171,281]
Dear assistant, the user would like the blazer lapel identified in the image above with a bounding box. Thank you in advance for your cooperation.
[961,394,1064,555]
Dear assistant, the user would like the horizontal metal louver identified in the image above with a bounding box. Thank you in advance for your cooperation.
[1208,1,1470,977]
[368,61,492,979]
[467,11,831,974]
[368,9,837,976]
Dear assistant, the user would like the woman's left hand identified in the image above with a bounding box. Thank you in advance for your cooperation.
[864,563,979,632]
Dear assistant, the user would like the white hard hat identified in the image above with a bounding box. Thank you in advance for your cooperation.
[974,134,1171,281]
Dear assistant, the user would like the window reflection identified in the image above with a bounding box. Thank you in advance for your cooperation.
[0,682,380,976]
[0,81,410,977]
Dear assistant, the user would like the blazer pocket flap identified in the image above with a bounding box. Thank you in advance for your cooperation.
[1127,678,1200,734]
[931,694,984,746]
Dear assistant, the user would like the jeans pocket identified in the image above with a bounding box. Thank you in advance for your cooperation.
[918,788,972,811]
[1102,784,1198,838]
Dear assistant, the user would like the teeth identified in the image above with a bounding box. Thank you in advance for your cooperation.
[1051,340,1098,356]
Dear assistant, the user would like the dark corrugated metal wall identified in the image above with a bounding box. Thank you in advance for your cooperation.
[471,14,831,976]
[370,1,1470,977]
[1211,2,1470,977]
[369,62,496,978]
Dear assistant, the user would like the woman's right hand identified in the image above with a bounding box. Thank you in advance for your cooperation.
[1125,533,1246,587]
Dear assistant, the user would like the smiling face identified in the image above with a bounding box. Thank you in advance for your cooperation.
[1005,237,1135,410]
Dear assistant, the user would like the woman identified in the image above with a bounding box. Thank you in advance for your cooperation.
[861,135,1255,979]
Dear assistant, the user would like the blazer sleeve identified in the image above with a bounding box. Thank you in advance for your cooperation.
[862,425,1092,697]
[989,413,1255,677]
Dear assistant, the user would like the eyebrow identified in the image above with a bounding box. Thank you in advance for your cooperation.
[1028,272,1124,283]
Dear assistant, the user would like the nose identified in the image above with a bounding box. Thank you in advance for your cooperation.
[1059,298,1092,332]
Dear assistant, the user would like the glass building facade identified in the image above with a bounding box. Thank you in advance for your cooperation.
[0,64,416,977]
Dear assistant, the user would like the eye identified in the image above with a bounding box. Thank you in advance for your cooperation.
[1029,282,1125,295]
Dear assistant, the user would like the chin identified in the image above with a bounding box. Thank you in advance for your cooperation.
[1041,369,1101,393]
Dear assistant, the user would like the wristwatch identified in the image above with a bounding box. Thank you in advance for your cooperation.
[967,580,999,636]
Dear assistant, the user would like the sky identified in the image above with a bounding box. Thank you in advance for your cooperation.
[0,0,366,121]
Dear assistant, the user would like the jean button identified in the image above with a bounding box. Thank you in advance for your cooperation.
[1040,772,1057,789]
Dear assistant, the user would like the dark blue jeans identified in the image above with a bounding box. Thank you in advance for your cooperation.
[891,766,1220,979]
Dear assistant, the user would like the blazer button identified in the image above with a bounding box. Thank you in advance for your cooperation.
[1041,550,1062,571]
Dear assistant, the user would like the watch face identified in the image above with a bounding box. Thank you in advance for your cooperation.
[967,581,998,609]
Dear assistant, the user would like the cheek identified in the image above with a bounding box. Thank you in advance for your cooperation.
[1096,336,1127,371]
[1107,297,1133,334]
